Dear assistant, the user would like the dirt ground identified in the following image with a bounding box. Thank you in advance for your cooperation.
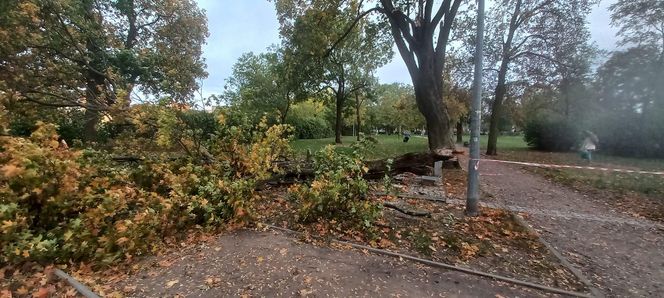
[112,229,553,297]
[464,156,664,297]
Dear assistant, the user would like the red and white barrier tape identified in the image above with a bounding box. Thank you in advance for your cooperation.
[480,159,664,176]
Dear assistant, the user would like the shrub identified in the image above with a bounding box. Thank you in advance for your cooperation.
[287,115,333,139]
[524,112,580,151]
[7,109,89,144]
[0,114,293,265]
[289,141,382,230]
[592,112,664,158]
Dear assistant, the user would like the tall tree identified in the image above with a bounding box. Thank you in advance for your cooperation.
[609,0,664,111]
[368,83,425,134]
[0,0,208,139]
[224,47,304,124]
[352,82,375,141]
[610,0,664,60]
[277,1,392,144]
[482,0,597,155]
[582,0,664,158]
[273,0,464,153]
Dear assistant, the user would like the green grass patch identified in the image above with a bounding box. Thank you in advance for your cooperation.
[476,134,528,151]
[291,135,429,160]
[291,134,529,160]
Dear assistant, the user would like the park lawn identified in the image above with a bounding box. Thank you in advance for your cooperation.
[291,135,429,160]
[293,134,663,200]
[291,134,528,160]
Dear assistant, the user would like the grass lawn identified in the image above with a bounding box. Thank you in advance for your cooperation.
[292,134,663,199]
[291,134,528,160]
[291,135,427,159]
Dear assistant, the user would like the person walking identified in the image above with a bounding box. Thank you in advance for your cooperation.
[580,130,598,162]
[402,130,411,143]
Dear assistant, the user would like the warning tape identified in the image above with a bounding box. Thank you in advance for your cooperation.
[480,159,664,176]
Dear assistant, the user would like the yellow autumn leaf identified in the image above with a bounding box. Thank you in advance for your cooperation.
[2,164,23,178]
[165,279,179,288]
[17,286,29,295]
[116,237,129,245]
[48,139,59,149]
[1,220,15,232]
[63,230,73,241]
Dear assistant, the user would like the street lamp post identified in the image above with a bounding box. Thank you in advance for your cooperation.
[466,0,485,217]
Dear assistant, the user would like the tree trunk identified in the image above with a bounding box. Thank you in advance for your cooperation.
[456,120,463,143]
[81,0,108,142]
[83,109,99,141]
[487,0,521,156]
[413,71,454,153]
[280,94,291,124]
[487,59,509,156]
[335,92,344,144]
[355,93,361,141]
[378,0,462,154]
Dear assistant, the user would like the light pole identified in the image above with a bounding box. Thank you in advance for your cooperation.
[466,0,485,217]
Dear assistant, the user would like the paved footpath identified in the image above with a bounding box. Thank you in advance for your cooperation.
[464,157,664,297]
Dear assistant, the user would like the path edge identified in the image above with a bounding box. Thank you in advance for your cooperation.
[510,213,603,298]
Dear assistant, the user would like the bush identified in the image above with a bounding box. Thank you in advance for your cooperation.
[591,113,664,158]
[524,113,580,151]
[288,141,381,230]
[0,115,293,265]
[287,115,333,139]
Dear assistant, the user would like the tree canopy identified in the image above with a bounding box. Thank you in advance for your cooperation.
[0,0,208,139]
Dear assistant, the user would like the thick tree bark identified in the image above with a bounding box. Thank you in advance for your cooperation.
[456,120,463,143]
[413,71,454,153]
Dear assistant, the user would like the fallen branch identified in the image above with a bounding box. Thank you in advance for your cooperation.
[376,192,446,203]
[383,202,431,217]
[54,269,100,298]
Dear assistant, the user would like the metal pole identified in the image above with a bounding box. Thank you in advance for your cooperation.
[466,0,485,217]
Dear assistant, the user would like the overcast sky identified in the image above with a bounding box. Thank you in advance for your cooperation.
[197,0,618,97]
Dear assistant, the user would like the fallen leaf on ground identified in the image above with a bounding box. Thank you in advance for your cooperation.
[123,285,137,293]
[165,280,179,288]
[16,287,29,295]
[205,276,222,287]
[299,288,314,296]
[32,287,49,298]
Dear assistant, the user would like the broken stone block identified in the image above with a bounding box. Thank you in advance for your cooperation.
[419,175,441,186]
[434,161,443,177]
